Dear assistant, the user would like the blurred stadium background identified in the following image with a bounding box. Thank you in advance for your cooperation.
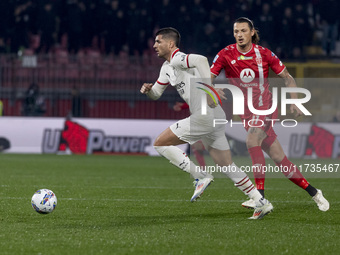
[0,0,339,121]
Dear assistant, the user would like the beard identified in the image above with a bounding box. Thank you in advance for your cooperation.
[237,40,251,50]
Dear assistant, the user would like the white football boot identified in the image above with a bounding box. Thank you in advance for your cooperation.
[242,198,256,209]
[249,198,273,220]
[312,189,330,211]
[190,177,214,202]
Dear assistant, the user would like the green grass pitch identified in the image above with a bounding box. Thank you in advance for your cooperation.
[0,154,339,255]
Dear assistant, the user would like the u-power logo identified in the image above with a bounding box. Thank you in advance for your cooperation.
[198,83,311,128]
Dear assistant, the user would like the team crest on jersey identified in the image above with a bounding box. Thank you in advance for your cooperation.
[256,57,262,66]
[238,55,253,60]
[240,68,255,83]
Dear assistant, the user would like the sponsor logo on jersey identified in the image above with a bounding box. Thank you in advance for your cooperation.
[238,55,253,60]
[175,81,185,89]
[175,81,185,95]
[240,68,255,83]
[231,60,236,64]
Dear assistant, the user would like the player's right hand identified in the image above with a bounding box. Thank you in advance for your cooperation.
[216,88,227,100]
[140,83,153,94]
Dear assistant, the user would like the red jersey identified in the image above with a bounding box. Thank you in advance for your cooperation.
[211,43,285,119]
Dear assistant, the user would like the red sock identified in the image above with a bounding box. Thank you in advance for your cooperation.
[248,146,266,190]
[276,156,309,189]
[192,147,206,167]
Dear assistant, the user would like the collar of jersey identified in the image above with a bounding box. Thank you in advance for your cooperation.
[236,43,253,55]
[171,48,180,60]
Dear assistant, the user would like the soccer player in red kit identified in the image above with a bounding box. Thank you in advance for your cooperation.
[211,17,329,211]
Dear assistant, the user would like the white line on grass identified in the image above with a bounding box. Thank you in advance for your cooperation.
[2,196,338,204]
[2,185,339,191]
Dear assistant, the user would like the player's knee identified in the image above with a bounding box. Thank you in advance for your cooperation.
[246,135,261,148]
[153,136,163,147]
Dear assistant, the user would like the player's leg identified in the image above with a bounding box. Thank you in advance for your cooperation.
[153,119,213,202]
[207,147,273,219]
[208,147,257,197]
[153,127,209,179]
[192,141,206,167]
[240,113,274,209]
[262,138,330,211]
[202,129,273,219]
[244,110,281,199]
[246,126,267,197]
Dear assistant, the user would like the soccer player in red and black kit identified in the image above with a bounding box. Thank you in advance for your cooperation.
[210,17,329,211]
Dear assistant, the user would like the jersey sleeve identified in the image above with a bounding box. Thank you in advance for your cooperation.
[171,52,190,69]
[147,64,169,100]
[156,63,170,85]
[210,49,227,77]
[171,53,211,79]
[268,50,285,75]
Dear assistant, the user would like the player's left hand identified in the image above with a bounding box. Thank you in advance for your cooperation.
[207,94,217,108]
[290,104,303,117]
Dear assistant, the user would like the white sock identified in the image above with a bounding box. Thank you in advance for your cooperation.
[222,162,263,202]
[154,145,211,179]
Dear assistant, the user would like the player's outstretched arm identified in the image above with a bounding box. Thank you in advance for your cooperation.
[140,82,167,100]
[278,68,303,117]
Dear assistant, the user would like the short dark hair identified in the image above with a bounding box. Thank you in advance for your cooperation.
[234,17,260,44]
[155,27,181,47]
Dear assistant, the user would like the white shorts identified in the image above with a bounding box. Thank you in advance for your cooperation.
[170,111,230,151]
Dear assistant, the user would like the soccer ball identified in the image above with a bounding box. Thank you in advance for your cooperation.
[31,189,57,214]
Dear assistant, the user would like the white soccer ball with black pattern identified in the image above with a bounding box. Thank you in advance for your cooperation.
[31,189,57,214]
